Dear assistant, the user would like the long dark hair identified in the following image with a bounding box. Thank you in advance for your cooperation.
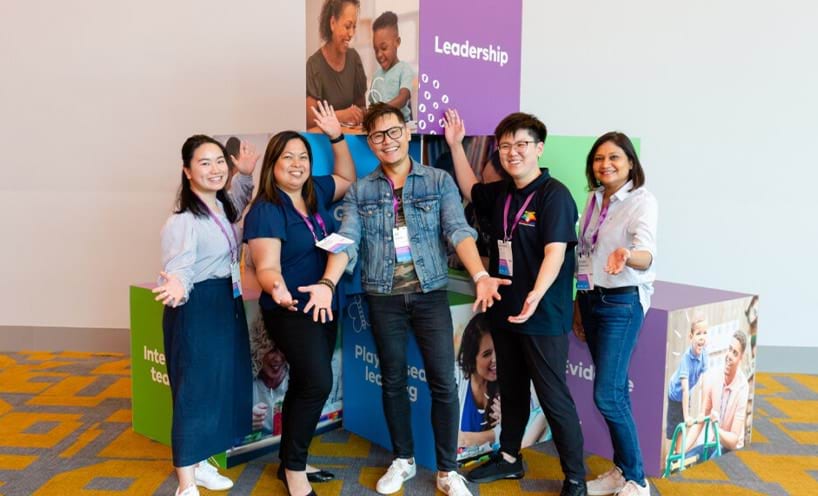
[253,131,318,213]
[458,313,492,380]
[585,131,645,191]
[176,135,238,223]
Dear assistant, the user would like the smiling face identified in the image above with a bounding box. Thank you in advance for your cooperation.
[259,348,287,389]
[497,129,543,186]
[689,321,708,357]
[367,113,409,168]
[330,2,358,52]
[475,333,497,382]
[724,336,744,379]
[273,138,311,194]
[592,140,633,192]
[373,26,400,71]
[184,143,228,196]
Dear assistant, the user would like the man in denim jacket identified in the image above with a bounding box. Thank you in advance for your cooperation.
[301,103,508,496]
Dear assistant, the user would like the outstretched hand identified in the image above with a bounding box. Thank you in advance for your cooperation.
[271,280,298,311]
[472,275,511,312]
[605,247,631,274]
[297,283,334,323]
[152,271,185,307]
[311,100,343,140]
[231,140,260,176]
[508,289,545,324]
[443,109,466,146]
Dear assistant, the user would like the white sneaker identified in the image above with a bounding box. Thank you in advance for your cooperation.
[376,457,417,494]
[615,480,650,496]
[587,466,625,495]
[175,484,200,496]
[194,458,234,490]
[437,471,472,496]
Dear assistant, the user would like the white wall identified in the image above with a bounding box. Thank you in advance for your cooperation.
[2,0,815,348]
[520,1,818,347]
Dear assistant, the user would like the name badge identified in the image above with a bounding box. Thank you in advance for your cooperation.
[498,240,513,277]
[231,260,242,298]
[393,226,412,263]
[576,253,593,291]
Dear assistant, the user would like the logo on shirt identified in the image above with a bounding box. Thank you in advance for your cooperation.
[520,211,537,226]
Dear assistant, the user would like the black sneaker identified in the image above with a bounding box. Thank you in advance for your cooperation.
[466,452,524,483]
[560,479,587,496]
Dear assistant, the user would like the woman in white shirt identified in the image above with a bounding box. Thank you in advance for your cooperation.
[572,132,657,496]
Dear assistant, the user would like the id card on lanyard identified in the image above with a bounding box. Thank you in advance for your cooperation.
[386,176,412,263]
[298,210,328,245]
[205,204,242,298]
[498,190,536,277]
[577,194,610,291]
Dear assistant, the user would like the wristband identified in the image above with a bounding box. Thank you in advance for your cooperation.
[317,278,336,294]
[472,270,489,283]
[329,134,345,144]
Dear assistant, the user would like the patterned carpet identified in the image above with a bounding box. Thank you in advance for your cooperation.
[0,351,816,496]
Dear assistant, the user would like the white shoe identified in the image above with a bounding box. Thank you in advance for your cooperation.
[587,466,625,495]
[615,479,650,496]
[175,484,200,496]
[194,458,234,491]
[376,457,417,494]
[437,471,472,496]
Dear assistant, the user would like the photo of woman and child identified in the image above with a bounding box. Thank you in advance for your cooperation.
[305,0,418,129]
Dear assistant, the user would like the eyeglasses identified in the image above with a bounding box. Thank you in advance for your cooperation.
[368,126,404,144]
[498,140,536,154]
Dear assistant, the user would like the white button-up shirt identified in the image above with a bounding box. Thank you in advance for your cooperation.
[578,180,658,313]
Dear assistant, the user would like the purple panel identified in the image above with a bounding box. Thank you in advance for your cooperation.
[652,281,753,312]
[567,308,668,477]
[417,0,522,135]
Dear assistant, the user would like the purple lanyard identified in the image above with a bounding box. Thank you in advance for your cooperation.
[203,203,239,263]
[503,191,536,241]
[580,193,610,253]
[384,176,401,224]
[298,211,328,243]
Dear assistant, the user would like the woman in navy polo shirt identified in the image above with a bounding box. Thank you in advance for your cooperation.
[573,132,658,496]
[244,102,356,496]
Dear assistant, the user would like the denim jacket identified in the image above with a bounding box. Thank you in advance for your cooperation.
[338,160,477,294]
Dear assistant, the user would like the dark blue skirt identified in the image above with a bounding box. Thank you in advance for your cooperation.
[162,277,252,467]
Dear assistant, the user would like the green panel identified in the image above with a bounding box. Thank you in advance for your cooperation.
[129,285,173,445]
[447,291,474,306]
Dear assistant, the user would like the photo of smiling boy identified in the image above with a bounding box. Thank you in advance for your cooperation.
[368,11,415,122]
[665,318,709,451]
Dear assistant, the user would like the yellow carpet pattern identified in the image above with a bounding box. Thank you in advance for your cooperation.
[0,352,816,495]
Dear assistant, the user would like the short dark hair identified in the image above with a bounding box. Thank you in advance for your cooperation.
[585,131,645,191]
[253,131,318,214]
[319,0,360,43]
[362,102,405,133]
[494,112,547,144]
[733,330,748,355]
[177,135,238,223]
[457,313,492,379]
[372,11,399,34]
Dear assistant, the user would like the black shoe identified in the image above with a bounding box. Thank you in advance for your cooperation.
[466,451,524,483]
[277,465,335,483]
[276,466,319,496]
[560,479,587,496]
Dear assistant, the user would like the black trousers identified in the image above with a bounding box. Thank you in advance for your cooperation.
[491,330,586,480]
[262,308,337,471]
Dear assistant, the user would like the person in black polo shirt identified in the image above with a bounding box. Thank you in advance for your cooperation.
[444,110,587,496]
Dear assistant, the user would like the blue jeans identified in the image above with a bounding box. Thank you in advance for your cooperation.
[367,290,459,471]
[578,289,645,482]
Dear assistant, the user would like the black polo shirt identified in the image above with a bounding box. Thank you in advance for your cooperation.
[471,170,578,335]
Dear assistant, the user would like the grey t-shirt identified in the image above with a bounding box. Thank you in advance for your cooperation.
[306,48,366,110]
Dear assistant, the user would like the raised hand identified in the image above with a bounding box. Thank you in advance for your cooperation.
[443,108,466,146]
[231,140,260,176]
[152,271,185,307]
[311,100,343,140]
